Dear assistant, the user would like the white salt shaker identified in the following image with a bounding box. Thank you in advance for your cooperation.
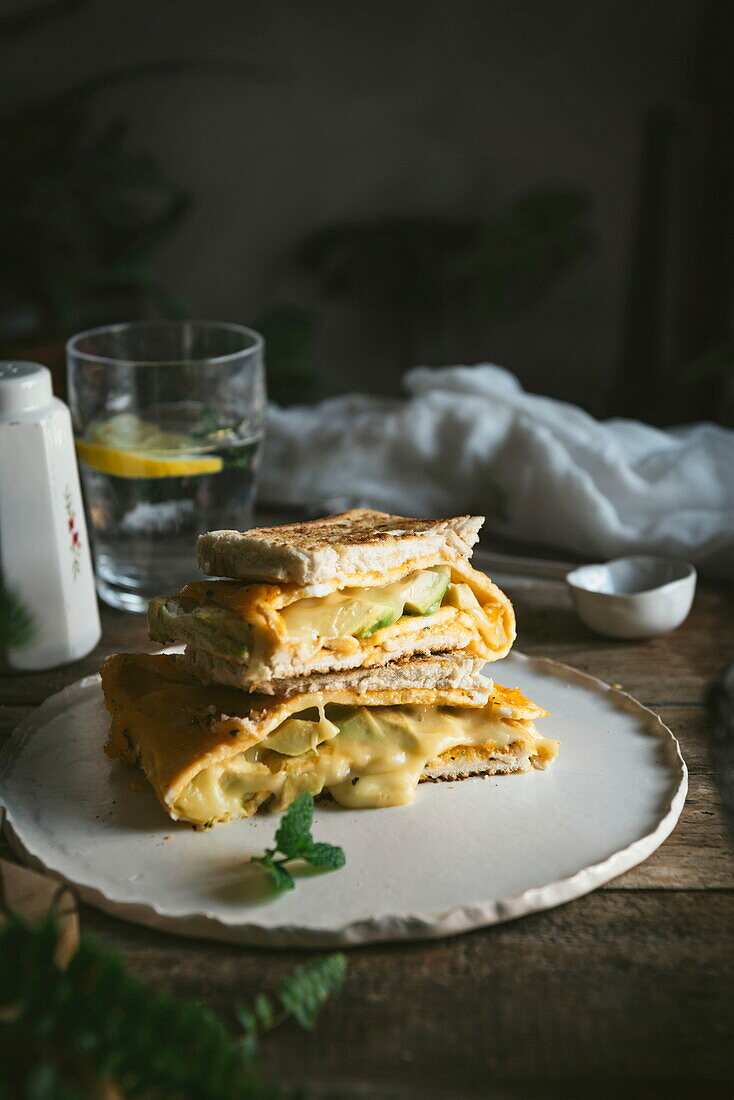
[0,362,100,670]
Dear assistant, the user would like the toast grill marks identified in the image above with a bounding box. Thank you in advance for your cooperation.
[100,653,556,826]
[180,650,493,699]
[147,558,516,691]
[197,509,484,585]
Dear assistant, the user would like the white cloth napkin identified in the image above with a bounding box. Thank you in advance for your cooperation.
[261,364,734,578]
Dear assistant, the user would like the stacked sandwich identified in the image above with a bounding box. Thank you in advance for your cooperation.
[101,510,558,827]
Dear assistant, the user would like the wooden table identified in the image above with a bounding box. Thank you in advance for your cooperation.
[2,575,733,1098]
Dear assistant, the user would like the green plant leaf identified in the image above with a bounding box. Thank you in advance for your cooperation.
[274,791,314,858]
[234,1005,257,1032]
[0,581,36,649]
[277,954,347,1031]
[454,188,593,322]
[0,913,295,1098]
[681,346,734,386]
[253,994,275,1029]
[0,57,279,340]
[303,842,346,871]
[248,304,318,406]
[252,854,295,892]
[250,793,345,891]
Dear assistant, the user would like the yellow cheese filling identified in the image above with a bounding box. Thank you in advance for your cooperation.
[172,701,558,823]
[154,563,512,669]
[280,566,452,642]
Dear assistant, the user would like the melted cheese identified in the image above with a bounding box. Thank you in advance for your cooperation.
[156,562,515,671]
[276,566,509,657]
[172,700,558,823]
[280,567,449,646]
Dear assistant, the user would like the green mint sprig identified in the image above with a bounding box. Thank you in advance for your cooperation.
[252,792,345,891]
[236,953,347,1051]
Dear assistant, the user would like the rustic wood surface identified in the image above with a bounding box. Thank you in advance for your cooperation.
[1,569,733,1098]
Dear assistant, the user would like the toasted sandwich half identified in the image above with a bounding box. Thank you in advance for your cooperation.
[101,652,557,827]
[148,509,516,693]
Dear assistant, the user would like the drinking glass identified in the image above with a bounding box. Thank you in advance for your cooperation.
[67,320,266,613]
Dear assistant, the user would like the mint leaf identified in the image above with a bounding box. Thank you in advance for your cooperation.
[277,954,347,1030]
[266,861,295,892]
[303,842,346,870]
[252,853,295,891]
[274,791,314,857]
[250,792,345,891]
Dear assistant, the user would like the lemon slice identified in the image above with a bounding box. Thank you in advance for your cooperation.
[76,414,223,479]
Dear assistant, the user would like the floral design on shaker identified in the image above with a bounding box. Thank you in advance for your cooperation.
[64,486,81,580]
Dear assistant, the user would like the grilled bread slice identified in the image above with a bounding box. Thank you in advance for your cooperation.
[197,509,483,586]
[179,649,492,698]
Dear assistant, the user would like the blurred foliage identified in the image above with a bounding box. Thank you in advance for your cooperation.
[296,217,474,368]
[455,190,593,321]
[296,189,593,369]
[681,344,734,386]
[0,3,592,402]
[249,305,319,406]
[0,579,36,650]
[0,2,315,403]
[0,65,194,334]
[0,912,345,1098]
[297,217,474,313]
[0,0,276,338]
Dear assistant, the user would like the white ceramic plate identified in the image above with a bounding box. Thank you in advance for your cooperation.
[0,652,686,947]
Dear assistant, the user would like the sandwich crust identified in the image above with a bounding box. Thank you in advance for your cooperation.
[422,742,554,781]
[180,650,493,699]
[197,509,483,585]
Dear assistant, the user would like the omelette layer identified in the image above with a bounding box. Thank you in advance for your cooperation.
[101,653,557,827]
[148,558,516,691]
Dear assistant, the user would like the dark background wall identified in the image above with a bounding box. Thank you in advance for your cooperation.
[2,0,732,422]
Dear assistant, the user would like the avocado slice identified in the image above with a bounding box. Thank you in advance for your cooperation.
[420,599,443,617]
[267,714,339,755]
[444,582,482,613]
[353,603,400,638]
[317,596,399,639]
[281,566,451,645]
[402,566,450,615]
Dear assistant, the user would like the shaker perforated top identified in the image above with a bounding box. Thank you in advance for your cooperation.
[0,361,53,415]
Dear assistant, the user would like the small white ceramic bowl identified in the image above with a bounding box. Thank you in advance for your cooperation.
[566,556,697,640]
